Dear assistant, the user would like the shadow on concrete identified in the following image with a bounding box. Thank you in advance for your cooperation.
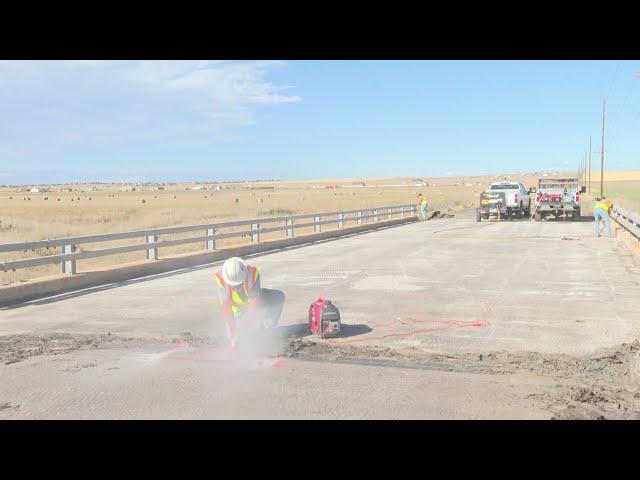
[275,323,310,339]
[0,263,217,310]
[538,215,595,223]
[475,216,531,223]
[341,324,374,338]
[275,323,373,340]
[1,222,417,310]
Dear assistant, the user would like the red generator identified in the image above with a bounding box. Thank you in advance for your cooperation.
[308,298,341,339]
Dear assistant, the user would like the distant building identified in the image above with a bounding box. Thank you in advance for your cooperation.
[351,182,366,187]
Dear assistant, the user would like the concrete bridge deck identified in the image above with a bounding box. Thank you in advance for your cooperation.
[2,211,640,419]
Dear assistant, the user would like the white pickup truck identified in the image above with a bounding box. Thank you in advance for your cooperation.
[481,182,533,219]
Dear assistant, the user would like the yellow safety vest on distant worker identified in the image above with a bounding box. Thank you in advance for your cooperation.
[594,201,612,213]
[215,266,260,315]
[421,198,428,206]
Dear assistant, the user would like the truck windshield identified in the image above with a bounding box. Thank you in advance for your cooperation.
[489,184,517,190]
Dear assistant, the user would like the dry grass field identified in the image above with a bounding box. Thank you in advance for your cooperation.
[1,171,639,285]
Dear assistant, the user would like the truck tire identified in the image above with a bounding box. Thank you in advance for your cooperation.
[518,203,524,218]
[524,203,531,216]
[535,212,542,222]
[476,209,481,222]
[573,212,581,221]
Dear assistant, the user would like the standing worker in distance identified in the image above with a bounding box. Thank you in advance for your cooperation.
[215,257,285,348]
[594,198,614,238]
[417,193,429,221]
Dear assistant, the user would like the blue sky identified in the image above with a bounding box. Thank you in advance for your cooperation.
[1,60,639,185]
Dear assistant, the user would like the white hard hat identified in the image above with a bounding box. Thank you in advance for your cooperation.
[222,257,248,286]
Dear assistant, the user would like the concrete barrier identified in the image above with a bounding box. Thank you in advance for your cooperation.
[612,216,640,264]
[0,215,417,307]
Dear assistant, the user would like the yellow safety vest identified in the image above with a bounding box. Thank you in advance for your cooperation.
[420,198,428,206]
[215,266,260,314]
[594,201,612,212]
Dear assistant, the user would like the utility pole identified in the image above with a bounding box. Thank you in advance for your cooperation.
[600,98,606,198]
[588,136,592,194]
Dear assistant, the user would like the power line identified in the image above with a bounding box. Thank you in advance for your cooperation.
[607,61,621,100]
[588,136,591,194]
[601,98,606,198]
[600,67,640,161]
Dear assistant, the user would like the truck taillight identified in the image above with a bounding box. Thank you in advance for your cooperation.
[575,191,580,203]
[514,193,518,204]
[536,191,541,202]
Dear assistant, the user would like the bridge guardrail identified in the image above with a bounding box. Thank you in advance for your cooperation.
[0,204,417,274]
[612,207,640,241]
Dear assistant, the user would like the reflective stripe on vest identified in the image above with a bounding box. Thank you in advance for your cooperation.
[216,266,259,314]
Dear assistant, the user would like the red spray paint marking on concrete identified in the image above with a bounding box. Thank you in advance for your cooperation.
[326,317,491,345]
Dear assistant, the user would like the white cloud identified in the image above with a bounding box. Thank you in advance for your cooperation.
[0,60,300,155]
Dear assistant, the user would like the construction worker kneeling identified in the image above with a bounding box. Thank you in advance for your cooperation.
[215,256,285,348]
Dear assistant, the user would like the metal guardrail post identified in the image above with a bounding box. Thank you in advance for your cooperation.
[251,223,260,243]
[206,228,216,250]
[357,211,363,225]
[61,244,77,274]
[286,219,294,237]
[374,209,379,222]
[400,206,405,218]
[337,213,344,229]
[388,208,392,220]
[146,235,158,260]
[314,216,321,233]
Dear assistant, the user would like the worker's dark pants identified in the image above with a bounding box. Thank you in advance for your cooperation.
[256,288,285,329]
[228,288,285,340]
